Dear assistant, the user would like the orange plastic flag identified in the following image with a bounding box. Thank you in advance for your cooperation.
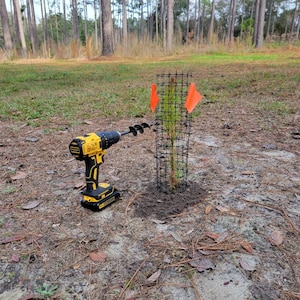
[150,84,160,112]
[185,82,203,113]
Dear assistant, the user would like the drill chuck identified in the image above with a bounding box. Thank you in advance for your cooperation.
[97,131,121,150]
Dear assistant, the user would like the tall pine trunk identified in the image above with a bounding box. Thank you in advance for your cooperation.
[101,0,114,56]
[227,0,237,43]
[26,0,38,56]
[254,0,266,48]
[0,0,13,52]
[13,0,27,57]
[167,0,174,51]
[208,0,216,44]
[122,0,128,48]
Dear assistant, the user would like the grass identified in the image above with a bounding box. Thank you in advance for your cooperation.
[0,48,299,127]
[260,99,296,115]
[0,62,153,125]
[35,283,58,299]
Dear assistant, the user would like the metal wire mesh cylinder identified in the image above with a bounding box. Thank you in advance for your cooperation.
[155,72,192,193]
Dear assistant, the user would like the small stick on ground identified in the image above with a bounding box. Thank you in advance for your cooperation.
[280,204,299,235]
[188,275,202,300]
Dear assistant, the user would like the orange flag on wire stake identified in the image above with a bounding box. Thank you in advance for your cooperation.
[150,84,160,112]
[185,82,203,113]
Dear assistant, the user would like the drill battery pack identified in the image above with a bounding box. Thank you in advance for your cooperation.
[81,183,120,211]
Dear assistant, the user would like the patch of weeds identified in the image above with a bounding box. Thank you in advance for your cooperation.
[0,218,5,227]
[35,283,58,299]
[26,120,41,127]
[43,128,52,135]
[6,272,16,279]
[124,279,135,291]
[2,186,17,194]
[292,73,300,82]
[260,100,295,115]
[21,252,30,260]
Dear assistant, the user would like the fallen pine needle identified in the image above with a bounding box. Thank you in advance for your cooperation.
[117,256,150,299]
[125,192,140,216]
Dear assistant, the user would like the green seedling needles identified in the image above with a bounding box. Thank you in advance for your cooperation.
[153,73,193,193]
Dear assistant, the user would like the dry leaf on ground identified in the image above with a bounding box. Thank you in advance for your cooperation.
[11,253,20,262]
[206,232,220,240]
[11,171,27,180]
[25,136,39,142]
[189,258,215,272]
[240,258,257,271]
[270,230,284,246]
[240,241,253,253]
[22,200,40,210]
[215,232,229,243]
[215,205,230,212]
[171,232,182,242]
[146,269,161,283]
[205,205,212,215]
[89,250,107,262]
[1,234,26,244]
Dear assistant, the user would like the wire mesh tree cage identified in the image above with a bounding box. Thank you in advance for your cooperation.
[154,72,193,193]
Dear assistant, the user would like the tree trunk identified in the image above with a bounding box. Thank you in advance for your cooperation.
[186,0,190,39]
[161,0,166,48]
[196,0,201,44]
[46,0,54,41]
[208,0,216,44]
[200,2,205,44]
[98,0,102,41]
[63,0,67,43]
[40,0,48,56]
[240,0,245,39]
[84,0,88,45]
[140,0,144,40]
[227,0,237,43]
[290,0,299,35]
[94,0,98,49]
[296,13,300,39]
[167,0,174,51]
[26,0,38,56]
[254,0,266,48]
[71,0,79,40]
[155,0,158,43]
[101,0,114,56]
[13,0,27,58]
[266,0,273,40]
[122,0,128,48]
[0,0,13,52]
[13,3,21,46]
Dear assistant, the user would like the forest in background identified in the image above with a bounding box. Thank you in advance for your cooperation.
[0,0,299,60]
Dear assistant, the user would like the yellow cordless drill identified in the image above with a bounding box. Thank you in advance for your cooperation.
[69,123,150,211]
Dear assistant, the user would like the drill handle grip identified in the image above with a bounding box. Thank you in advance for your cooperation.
[85,152,105,191]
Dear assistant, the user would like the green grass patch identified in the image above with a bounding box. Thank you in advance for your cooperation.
[0,51,299,126]
[259,100,296,115]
